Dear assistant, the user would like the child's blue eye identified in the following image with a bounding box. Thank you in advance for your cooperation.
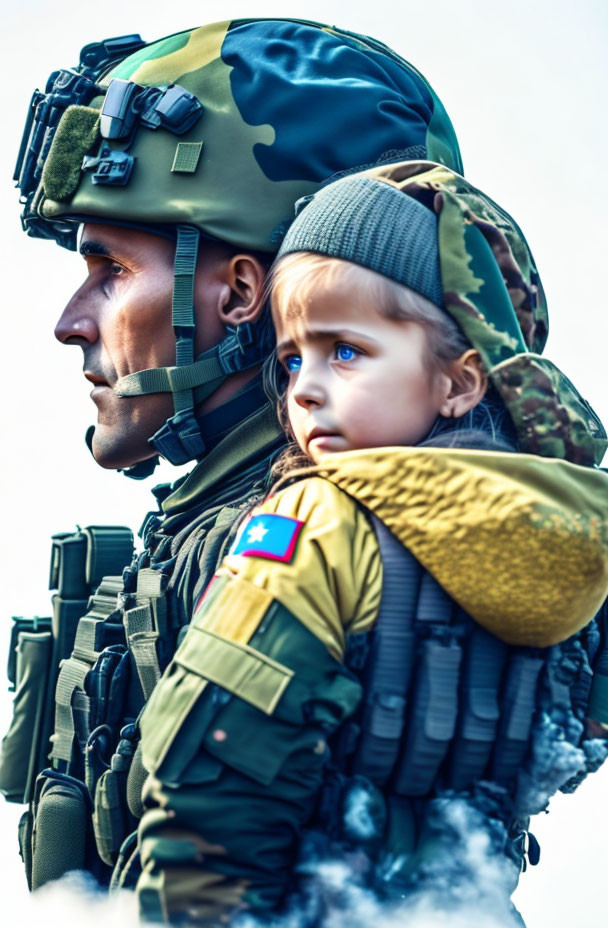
[284,354,302,372]
[335,344,358,362]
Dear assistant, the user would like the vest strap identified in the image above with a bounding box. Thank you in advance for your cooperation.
[351,515,422,786]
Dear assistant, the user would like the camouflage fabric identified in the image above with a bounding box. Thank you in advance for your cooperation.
[36,19,463,253]
[279,160,607,467]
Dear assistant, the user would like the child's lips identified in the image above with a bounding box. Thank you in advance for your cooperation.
[307,428,344,451]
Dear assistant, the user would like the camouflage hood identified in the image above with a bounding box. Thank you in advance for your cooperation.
[278,160,607,467]
[22,19,462,253]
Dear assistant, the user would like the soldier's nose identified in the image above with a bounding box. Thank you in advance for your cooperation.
[54,297,100,345]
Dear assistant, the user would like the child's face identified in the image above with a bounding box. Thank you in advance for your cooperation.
[274,276,452,462]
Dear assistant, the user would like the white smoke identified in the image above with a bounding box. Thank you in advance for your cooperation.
[515,713,608,817]
[5,766,608,928]
[0,796,522,928]
[5,872,138,928]
[5,866,519,928]
[342,784,379,841]
[236,797,523,928]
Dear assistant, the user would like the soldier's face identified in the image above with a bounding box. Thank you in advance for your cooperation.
[274,275,453,462]
[54,224,230,469]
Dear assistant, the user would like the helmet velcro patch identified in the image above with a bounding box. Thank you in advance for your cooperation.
[171,141,204,174]
[42,105,100,203]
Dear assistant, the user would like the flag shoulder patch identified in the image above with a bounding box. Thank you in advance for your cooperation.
[230,514,304,564]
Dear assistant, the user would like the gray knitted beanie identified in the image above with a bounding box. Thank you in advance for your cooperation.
[278,174,442,306]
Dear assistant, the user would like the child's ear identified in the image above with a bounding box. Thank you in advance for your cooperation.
[438,349,488,418]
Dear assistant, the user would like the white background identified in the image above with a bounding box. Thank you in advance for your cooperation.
[0,1,606,924]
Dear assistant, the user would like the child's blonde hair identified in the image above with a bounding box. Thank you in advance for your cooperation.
[269,252,470,369]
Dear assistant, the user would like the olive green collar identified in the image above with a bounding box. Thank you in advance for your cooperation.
[162,401,284,516]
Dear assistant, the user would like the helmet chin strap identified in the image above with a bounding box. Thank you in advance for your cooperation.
[112,224,267,468]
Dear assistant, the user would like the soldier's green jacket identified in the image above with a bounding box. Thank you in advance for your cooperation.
[138,446,608,923]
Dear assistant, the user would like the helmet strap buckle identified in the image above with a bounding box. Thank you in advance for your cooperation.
[149,408,206,466]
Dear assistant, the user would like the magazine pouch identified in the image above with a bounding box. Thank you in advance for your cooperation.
[0,620,53,802]
[31,769,92,889]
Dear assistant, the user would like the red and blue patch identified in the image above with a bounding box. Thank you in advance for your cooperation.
[230,514,304,564]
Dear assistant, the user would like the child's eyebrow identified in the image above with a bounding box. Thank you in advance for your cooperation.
[276,338,297,354]
[277,328,381,351]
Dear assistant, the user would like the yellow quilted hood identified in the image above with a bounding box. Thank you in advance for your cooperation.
[312,447,608,647]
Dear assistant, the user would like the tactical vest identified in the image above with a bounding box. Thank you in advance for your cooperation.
[2,499,608,898]
[308,517,608,897]
[0,454,271,889]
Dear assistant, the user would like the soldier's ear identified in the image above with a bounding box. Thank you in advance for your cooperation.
[438,349,487,418]
[218,254,267,326]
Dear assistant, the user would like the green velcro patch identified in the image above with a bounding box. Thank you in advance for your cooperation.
[42,105,100,203]
[176,626,293,715]
[171,141,203,174]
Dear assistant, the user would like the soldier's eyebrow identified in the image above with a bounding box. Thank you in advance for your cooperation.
[79,240,112,258]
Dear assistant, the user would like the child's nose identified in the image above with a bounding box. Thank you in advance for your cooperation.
[291,363,326,408]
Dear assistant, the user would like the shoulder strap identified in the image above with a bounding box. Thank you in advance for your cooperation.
[350,514,422,785]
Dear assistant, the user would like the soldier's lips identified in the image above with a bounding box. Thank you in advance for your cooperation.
[89,386,111,401]
[85,372,112,395]
[85,371,111,385]
[84,374,113,404]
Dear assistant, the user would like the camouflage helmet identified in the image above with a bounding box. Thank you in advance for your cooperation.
[15,20,463,469]
[277,161,607,467]
[19,19,462,252]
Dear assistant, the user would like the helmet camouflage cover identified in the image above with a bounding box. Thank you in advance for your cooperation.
[18,19,463,253]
